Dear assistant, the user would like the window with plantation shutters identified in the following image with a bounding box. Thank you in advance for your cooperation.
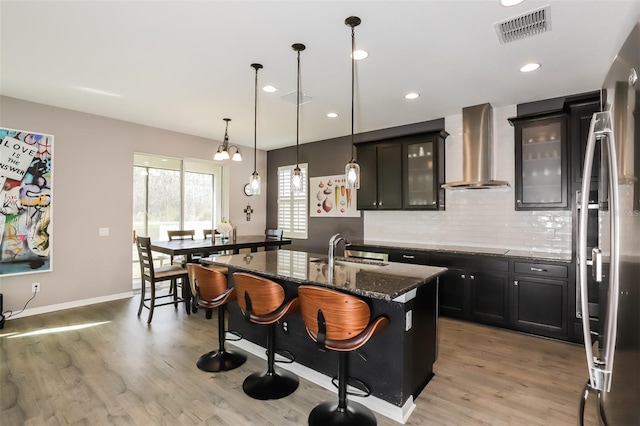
[277,164,308,239]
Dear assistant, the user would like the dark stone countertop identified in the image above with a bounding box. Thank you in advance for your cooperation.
[200,249,447,302]
[349,240,573,263]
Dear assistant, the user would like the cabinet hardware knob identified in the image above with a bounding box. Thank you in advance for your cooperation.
[461,274,465,279]
[530,267,546,272]
[470,275,475,280]
[517,199,521,203]
[514,280,519,286]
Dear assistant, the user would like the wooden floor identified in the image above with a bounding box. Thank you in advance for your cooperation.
[1,296,600,425]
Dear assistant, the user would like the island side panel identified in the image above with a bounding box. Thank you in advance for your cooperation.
[225,268,426,407]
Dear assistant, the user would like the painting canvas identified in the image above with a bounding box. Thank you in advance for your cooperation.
[309,174,360,217]
[0,127,53,276]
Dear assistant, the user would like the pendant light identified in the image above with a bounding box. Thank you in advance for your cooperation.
[213,118,242,161]
[249,63,262,195]
[291,43,306,195]
[344,16,361,189]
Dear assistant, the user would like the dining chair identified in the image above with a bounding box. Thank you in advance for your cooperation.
[136,236,189,324]
[264,228,283,251]
[167,229,195,266]
[297,285,389,425]
[203,229,219,240]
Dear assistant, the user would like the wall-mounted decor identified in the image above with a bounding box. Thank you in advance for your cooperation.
[309,175,360,217]
[0,127,53,277]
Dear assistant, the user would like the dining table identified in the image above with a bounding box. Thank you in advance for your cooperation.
[149,234,292,263]
[149,235,291,314]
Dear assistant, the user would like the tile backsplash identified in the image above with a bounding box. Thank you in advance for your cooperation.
[363,105,573,257]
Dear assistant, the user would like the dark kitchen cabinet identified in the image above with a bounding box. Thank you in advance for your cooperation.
[402,133,445,210]
[430,254,509,326]
[356,142,402,210]
[511,114,569,210]
[569,99,601,186]
[356,131,447,211]
[512,261,569,339]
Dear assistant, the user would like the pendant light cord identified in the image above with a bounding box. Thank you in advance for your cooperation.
[253,66,258,174]
[350,24,356,160]
[296,48,301,167]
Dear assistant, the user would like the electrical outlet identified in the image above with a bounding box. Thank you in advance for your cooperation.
[32,283,41,293]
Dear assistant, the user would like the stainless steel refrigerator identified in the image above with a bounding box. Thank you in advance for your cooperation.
[577,19,640,425]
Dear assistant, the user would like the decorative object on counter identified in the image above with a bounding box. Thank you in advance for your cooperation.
[309,174,360,217]
[249,63,263,195]
[217,219,233,241]
[291,43,306,195]
[213,118,242,161]
[243,204,253,221]
[344,16,362,190]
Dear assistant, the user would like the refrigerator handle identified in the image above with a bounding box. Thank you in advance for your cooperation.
[578,113,599,388]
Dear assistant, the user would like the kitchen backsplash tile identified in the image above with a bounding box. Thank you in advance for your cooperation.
[363,105,573,257]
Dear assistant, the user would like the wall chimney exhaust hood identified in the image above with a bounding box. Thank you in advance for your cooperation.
[442,103,510,189]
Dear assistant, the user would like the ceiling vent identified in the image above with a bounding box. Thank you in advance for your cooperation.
[495,5,551,44]
[281,90,312,105]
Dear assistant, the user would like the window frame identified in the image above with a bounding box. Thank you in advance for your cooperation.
[277,163,308,239]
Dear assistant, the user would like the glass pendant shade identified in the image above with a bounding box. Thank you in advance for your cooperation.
[250,171,261,195]
[231,151,242,161]
[345,159,360,189]
[291,166,303,194]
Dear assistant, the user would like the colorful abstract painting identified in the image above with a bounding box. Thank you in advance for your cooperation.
[0,127,53,276]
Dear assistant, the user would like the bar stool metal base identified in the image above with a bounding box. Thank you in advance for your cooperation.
[308,400,376,426]
[196,349,246,372]
[242,368,299,400]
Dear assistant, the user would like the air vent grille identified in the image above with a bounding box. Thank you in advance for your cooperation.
[280,90,312,105]
[495,6,551,44]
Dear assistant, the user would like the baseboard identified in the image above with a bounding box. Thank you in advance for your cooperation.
[6,292,134,320]
[229,338,416,424]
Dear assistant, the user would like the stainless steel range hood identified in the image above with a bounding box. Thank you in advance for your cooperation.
[442,103,510,189]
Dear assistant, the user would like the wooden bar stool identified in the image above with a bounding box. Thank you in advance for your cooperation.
[298,285,389,426]
[187,264,246,372]
[232,272,300,400]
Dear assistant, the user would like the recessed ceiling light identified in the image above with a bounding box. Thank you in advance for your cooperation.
[405,92,420,100]
[351,49,368,60]
[263,85,277,93]
[501,0,525,6]
[327,112,339,118]
[520,62,541,73]
[74,86,121,97]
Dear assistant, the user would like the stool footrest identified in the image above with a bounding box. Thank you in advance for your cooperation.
[330,376,372,398]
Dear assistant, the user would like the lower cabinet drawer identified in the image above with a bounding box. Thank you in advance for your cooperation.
[514,261,568,278]
[389,251,429,264]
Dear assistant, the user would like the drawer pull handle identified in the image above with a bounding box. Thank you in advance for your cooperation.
[514,280,519,286]
[402,255,415,259]
[530,267,546,272]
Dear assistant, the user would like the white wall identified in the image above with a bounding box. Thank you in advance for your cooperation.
[0,96,266,318]
[364,105,573,257]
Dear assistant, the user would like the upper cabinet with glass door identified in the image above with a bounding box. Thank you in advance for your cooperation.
[511,114,569,210]
[402,132,446,210]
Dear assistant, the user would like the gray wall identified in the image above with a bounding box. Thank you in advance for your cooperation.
[267,119,445,254]
[0,96,266,318]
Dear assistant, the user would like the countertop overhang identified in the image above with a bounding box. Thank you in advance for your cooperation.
[201,249,447,301]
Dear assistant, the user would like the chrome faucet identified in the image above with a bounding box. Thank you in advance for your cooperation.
[328,233,351,269]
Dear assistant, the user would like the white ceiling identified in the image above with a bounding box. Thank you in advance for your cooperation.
[2,1,639,152]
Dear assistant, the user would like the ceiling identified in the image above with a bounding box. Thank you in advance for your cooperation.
[2,1,639,152]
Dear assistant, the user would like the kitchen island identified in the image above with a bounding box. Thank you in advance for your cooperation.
[201,249,447,423]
